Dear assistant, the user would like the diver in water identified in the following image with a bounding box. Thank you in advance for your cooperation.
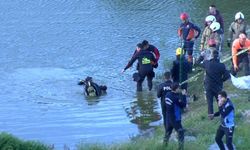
[78,76,107,97]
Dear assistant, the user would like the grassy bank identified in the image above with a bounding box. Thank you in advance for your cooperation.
[78,69,250,150]
[0,132,50,150]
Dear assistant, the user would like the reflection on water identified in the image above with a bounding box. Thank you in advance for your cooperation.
[125,92,161,132]
[1,0,250,148]
[84,93,107,106]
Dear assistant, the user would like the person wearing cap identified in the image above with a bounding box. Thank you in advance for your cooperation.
[201,50,230,118]
[210,91,235,150]
[157,71,173,141]
[141,40,160,68]
[164,82,187,150]
[171,48,191,91]
[178,12,201,64]
[227,12,248,48]
[231,33,250,76]
[122,43,156,91]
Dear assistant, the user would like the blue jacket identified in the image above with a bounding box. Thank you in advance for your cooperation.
[214,99,235,128]
[165,91,187,121]
[157,80,172,102]
[179,21,201,41]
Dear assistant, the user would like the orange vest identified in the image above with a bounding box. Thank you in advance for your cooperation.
[231,39,250,66]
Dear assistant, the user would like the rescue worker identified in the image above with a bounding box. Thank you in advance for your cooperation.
[227,12,248,48]
[207,5,224,51]
[142,40,160,68]
[164,82,187,150]
[130,43,143,70]
[122,44,156,91]
[200,16,221,52]
[78,76,107,97]
[210,91,235,150]
[200,50,230,117]
[178,12,201,64]
[171,48,191,91]
[157,71,173,140]
[207,5,224,31]
[231,33,250,76]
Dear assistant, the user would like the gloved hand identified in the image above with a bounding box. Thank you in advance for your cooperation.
[227,39,231,48]
[153,63,158,68]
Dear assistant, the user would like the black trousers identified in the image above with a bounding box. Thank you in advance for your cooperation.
[215,125,234,150]
[137,71,155,91]
[205,89,219,115]
[165,120,184,150]
[160,99,167,135]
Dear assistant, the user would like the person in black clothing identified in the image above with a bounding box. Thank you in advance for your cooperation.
[211,91,235,150]
[164,82,187,150]
[157,71,173,140]
[78,76,107,97]
[122,43,156,91]
[142,40,160,68]
[129,43,143,71]
[200,50,230,118]
[171,48,191,90]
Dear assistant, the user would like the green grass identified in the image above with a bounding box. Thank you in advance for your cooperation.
[0,132,50,150]
[77,66,250,150]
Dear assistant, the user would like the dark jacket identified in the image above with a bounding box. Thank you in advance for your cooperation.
[165,91,187,121]
[179,21,201,41]
[157,80,172,102]
[209,10,224,32]
[214,98,235,128]
[201,58,230,92]
[171,56,191,83]
[124,50,156,75]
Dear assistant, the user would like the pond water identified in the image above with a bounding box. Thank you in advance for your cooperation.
[0,0,250,149]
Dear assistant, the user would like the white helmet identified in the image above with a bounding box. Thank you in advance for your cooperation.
[205,15,216,22]
[235,12,244,20]
[210,22,220,32]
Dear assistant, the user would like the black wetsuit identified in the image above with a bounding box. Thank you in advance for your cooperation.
[124,50,156,91]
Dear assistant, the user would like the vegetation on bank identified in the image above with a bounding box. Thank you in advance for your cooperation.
[1,56,249,150]
[78,68,250,150]
[0,132,50,150]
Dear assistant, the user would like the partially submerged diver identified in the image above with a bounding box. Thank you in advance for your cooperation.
[78,76,107,97]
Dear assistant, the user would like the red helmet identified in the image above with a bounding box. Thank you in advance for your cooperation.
[180,12,189,20]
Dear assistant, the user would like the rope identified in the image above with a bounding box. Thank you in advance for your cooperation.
[180,48,249,85]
